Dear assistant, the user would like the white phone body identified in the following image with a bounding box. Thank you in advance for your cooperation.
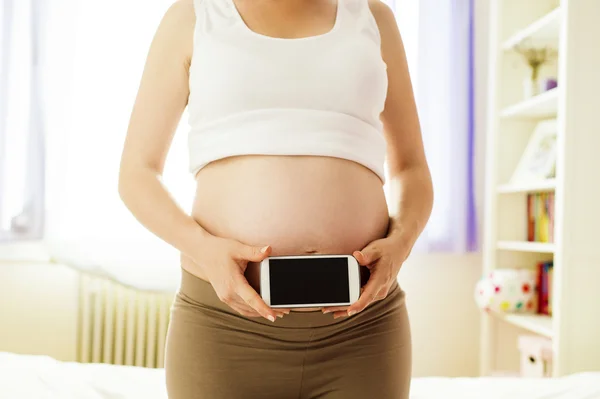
[260,254,361,308]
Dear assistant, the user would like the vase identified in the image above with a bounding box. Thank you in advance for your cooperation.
[523,77,540,99]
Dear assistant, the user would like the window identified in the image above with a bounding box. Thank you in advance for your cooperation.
[30,0,474,286]
[41,1,190,276]
[0,0,44,242]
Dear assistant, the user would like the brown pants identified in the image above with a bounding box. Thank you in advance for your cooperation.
[165,269,412,399]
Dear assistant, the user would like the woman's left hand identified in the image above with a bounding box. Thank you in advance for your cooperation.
[322,234,411,319]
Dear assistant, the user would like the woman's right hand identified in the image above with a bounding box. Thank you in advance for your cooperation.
[186,235,288,322]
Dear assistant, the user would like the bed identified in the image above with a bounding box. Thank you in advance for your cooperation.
[2,352,599,399]
[0,352,166,399]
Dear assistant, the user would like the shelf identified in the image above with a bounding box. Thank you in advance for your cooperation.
[502,8,561,51]
[497,241,555,253]
[493,312,554,338]
[497,179,556,194]
[500,89,558,119]
[482,0,600,378]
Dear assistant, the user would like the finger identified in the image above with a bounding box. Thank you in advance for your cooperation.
[267,307,289,318]
[333,310,350,319]
[371,283,391,303]
[353,287,388,315]
[230,304,262,318]
[322,285,369,314]
[236,243,272,262]
[346,273,387,316]
[226,298,262,317]
[373,293,386,302]
[353,242,382,266]
[235,308,286,319]
[322,306,348,314]
[371,283,391,304]
[228,291,289,318]
[264,309,287,318]
[232,296,284,319]
[235,277,278,322]
[234,307,262,318]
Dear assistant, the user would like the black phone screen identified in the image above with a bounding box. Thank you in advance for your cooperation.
[268,257,350,306]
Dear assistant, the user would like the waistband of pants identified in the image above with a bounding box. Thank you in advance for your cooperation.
[178,266,402,329]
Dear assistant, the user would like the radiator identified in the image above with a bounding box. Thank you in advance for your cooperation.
[77,273,175,368]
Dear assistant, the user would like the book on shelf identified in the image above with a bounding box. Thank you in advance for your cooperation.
[527,192,555,243]
[536,260,554,316]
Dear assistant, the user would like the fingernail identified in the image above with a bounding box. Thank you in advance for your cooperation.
[267,315,275,322]
[260,246,270,253]
[277,313,284,318]
[347,310,357,317]
[322,310,331,314]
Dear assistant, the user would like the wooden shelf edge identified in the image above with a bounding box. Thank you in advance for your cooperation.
[496,241,555,253]
[502,7,561,51]
[500,88,559,118]
[492,312,554,338]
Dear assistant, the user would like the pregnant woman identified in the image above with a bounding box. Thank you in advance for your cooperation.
[119,0,433,398]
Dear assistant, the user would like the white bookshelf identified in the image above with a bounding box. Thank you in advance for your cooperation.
[496,179,556,194]
[481,0,600,377]
[499,88,558,118]
[493,312,554,339]
[496,241,556,254]
[501,7,561,51]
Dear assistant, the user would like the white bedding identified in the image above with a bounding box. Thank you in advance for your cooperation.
[0,352,166,399]
[410,374,600,399]
[2,352,599,399]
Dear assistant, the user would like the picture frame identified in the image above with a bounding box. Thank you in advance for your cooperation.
[510,119,558,185]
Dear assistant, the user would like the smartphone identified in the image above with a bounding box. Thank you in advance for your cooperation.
[260,255,361,308]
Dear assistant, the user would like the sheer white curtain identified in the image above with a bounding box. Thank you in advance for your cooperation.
[0,0,45,242]
[44,0,191,289]
[413,0,477,252]
[41,0,475,290]
[386,0,478,253]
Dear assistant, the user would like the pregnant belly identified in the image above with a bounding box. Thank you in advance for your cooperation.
[182,155,391,309]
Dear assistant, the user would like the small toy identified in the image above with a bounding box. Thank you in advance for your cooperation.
[475,268,538,313]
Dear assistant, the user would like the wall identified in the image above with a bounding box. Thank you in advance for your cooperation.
[0,0,490,377]
[401,0,490,378]
[401,254,482,377]
[0,261,79,362]
[0,255,482,376]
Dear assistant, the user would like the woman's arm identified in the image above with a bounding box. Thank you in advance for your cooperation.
[119,1,207,259]
[119,1,282,322]
[325,1,433,318]
[374,0,434,251]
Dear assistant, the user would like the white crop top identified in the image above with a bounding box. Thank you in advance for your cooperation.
[188,0,389,182]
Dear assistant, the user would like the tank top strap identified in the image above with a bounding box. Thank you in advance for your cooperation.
[192,0,238,37]
[339,0,382,45]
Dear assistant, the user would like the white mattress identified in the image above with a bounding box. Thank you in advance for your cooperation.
[2,352,599,399]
